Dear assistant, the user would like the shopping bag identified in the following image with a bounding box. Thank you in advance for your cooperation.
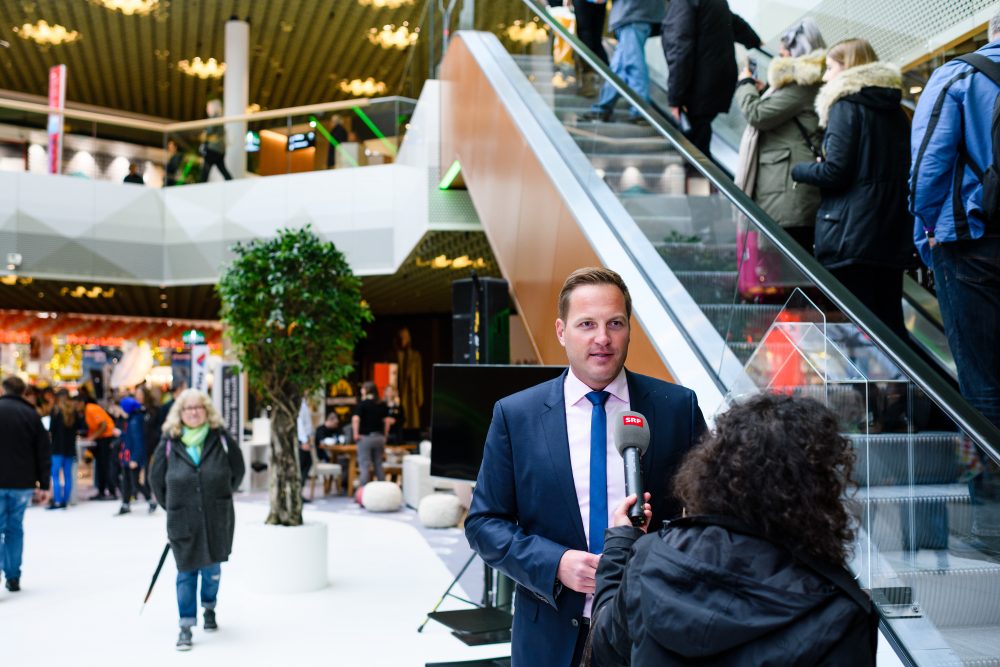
[550,7,576,67]
[737,229,787,298]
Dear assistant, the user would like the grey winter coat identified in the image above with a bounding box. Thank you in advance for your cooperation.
[150,428,245,573]
[735,51,824,228]
[608,0,665,33]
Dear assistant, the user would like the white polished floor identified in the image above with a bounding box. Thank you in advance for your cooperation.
[3,497,510,666]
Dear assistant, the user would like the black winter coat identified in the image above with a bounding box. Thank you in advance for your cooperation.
[662,0,761,116]
[791,62,916,270]
[150,428,245,572]
[590,518,878,666]
[0,394,50,490]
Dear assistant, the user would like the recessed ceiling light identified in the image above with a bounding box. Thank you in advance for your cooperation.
[339,77,387,97]
[177,57,225,79]
[91,0,159,16]
[13,20,81,46]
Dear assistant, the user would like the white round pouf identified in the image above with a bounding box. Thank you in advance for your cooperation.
[418,493,463,528]
[362,481,402,512]
[231,521,328,594]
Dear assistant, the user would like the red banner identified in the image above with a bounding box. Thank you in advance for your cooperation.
[47,64,66,174]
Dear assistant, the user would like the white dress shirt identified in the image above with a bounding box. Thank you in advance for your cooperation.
[564,367,629,616]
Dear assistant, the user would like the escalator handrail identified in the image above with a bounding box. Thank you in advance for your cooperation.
[518,0,1000,463]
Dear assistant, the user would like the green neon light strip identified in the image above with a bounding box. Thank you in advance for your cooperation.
[352,106,397,157]
[438,160,462,190]
[310,115,359,168]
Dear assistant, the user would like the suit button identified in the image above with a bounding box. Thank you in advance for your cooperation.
[571,619,579,628]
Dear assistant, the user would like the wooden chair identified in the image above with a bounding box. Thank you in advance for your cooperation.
[308,446,343,499]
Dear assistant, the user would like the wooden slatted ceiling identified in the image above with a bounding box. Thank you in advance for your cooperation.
[0,1,527,122]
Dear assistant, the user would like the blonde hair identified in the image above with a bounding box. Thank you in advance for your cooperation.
[827,38,878,70]
[161,388,225,438]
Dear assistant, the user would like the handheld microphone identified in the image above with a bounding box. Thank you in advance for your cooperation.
[613,411,650,526]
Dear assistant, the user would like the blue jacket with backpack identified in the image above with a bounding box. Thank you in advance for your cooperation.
[910,40,1000,266]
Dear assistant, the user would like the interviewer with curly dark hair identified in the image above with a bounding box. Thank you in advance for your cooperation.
[587,394,878,666]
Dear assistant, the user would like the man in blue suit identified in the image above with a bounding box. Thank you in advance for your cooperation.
[466,267,706,666]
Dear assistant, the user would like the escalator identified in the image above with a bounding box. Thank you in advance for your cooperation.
[438,3,1000,665]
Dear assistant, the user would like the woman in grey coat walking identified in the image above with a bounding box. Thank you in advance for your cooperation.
[150,389,244,651]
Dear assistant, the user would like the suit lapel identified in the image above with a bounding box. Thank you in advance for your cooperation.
[540,372,588,550]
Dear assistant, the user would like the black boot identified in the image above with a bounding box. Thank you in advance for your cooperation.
[203,609,217,631]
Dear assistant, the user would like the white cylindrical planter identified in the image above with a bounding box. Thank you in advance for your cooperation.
[232,521,327,594]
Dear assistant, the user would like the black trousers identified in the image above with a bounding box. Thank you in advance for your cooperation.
[93,437,116,496]
[200,149,233,182]
[121,465,151,504]
[685,113,717,157]
[573,0,608,66]
[829,265,906,340]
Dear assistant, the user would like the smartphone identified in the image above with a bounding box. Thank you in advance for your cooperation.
[747,56,758,78]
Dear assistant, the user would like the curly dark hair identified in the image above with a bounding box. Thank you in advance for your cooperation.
[673,393,856,565]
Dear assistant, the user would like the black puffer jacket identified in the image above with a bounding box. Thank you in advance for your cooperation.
[662,0,761,116]
[791,62,916,270]
[590,517,877,666]
[0,394,50,490]
[150,428,245,572]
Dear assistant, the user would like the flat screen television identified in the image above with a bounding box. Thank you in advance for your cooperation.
[430,364,565,482]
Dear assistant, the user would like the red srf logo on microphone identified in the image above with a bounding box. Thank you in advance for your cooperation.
[622,415,644,427]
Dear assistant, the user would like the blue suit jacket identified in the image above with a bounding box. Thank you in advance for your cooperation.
[465,369,706,667]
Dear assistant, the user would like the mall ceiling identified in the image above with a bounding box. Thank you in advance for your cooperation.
[0,0,534,122]
[0,230,502,320]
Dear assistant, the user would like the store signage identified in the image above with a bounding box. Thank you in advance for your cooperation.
[286,131,315,152]
[47,64,66,174]
[213,362,243,449]
[191,344,210,393]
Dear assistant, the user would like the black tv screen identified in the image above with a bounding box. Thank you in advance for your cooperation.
[430,364,565,481]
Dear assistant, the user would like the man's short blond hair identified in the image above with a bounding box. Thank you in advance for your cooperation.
[557,267,632,321]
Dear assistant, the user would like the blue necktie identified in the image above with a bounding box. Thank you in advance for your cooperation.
[586,390,610,554]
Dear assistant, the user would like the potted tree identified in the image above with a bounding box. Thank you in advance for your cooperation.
[219,225,371,526]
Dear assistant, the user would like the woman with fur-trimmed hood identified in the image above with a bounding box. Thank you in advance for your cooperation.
[734,18,827,251]
[791,38,915,339]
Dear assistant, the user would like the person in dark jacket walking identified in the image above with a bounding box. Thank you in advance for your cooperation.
[117,391,155,516]
[589,394,877,666]
[0,375,51,593]
[48,389,83,509]
[150,389,245,651]
[662,0,761,156]
[791,38,915,340]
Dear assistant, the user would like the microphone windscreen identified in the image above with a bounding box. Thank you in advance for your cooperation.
[613,411,650,455]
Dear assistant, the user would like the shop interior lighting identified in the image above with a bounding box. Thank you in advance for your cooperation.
[416,254,487,270]
[357,0,415,8]
[339,77,387,97]
[59,285,115,299]
[352,106,397,156]
[91,0,159,15]
[13,20,81,46]
[367,23,419,50]
[177,57,226,79]
[309,114,360,168]
[504,20,548,45]
[438,159,462,190]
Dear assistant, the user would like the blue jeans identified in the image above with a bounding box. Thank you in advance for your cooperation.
[591,22,652,117]
[932,236,1000,428]
[0,489,35,580]
[51,455,74,506]
[176,563,221,627]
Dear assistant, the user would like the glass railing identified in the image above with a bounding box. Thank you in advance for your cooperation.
[504,2,1000,664]
[0,96,416,186]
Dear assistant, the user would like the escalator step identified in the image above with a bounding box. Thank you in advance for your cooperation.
[701,303,783,342]
[657,242,738,271]
[674,270,738,304]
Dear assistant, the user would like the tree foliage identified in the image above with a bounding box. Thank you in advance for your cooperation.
[218,226,371,525]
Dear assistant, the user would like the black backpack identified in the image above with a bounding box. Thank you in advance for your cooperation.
[957,53,1000,224]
